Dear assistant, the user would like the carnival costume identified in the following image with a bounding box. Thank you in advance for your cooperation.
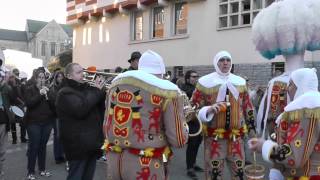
[103,50,188,180]
[252,0,320,178]
[262,68,320,180]
[196,51,255,180]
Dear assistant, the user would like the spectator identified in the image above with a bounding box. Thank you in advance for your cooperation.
[114,66,123,73]
[0,70,12,178]
[49,71,66,164]
[123,51,141,72]
[9,68,28,143]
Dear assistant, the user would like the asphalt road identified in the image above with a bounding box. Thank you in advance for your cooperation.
[2,134,271,180]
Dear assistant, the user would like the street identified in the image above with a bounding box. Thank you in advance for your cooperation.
[3,134,270,180]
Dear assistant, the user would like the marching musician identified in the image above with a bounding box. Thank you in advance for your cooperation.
[56,63,106,180]
[195,51,256,180]
[249,68,320,180]
[181,70,204,179]
[103,50,188,180]
[24,68,55,180]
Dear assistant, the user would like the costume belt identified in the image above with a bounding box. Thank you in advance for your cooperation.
[204,125,248,141]
[287,176,320,180]
[101,140,172,161]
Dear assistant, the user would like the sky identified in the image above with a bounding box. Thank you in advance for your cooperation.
[0,0,67,31]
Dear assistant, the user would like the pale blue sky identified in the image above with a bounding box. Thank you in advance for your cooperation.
[0,0,67,31]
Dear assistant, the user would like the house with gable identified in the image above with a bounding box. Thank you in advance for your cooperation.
[0,19,73,66]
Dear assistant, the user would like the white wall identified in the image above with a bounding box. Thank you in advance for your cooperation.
[72,0,320,69]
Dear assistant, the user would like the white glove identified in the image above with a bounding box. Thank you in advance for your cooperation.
[269,168,284,180]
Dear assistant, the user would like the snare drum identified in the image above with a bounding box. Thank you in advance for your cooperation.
[9,106,25,118]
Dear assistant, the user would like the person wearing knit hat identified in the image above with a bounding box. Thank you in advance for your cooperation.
[249,68,320,179]
[194,50,256,180]
[104,50,188,180]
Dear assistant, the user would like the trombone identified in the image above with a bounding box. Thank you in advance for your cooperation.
[83,69,119,88]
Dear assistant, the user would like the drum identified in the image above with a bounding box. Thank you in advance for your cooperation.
[9,106,24,118]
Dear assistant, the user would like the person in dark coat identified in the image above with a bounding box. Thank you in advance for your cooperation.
[56,63,106,180]
[49,71,66,164]
[180,70,204,179]
[24,69,55,180]
[0,70,13,177]
[122,51,141,72]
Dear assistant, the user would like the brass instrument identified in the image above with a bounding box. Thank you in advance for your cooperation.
[180,91,203,137]
[83,69,119,89]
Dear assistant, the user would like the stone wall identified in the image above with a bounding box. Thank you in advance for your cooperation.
[166,61,320,89]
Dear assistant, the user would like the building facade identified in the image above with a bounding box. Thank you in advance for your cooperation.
[0,19,73,66]
[66,0,320,86]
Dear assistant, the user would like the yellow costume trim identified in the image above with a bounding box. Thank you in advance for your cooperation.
[282,108,320,121]
[101,139,109,151]
[110,77,178,99]
[213,128,226,139]
[287,177,309,180]
[144,147,155,157]
[230,129,240,140]
[108,145,122,153]
[163,147,172,160]
[299,177,309,180]
[202,124,208,136]
[132,112,141,119]
[195,83,247,95]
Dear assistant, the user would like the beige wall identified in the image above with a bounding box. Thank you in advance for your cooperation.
[72,0,320,69]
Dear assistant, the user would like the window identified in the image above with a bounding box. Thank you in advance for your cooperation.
[253,0,263,10]
[218,0,273,29]
[174,2,188,35]
[272,62,285,77]
[51,42,56,56]
[41,41,46,56]
[242,0,251,11]
[230,2,239,13]
[133,11,143,40]
[153,7,165,38]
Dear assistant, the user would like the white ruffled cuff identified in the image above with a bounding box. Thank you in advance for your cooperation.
[262,140,278,163]
[269,168,284,180]
[197,106,214,122]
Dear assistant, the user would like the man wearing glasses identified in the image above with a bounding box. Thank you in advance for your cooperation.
[181,70,204,179]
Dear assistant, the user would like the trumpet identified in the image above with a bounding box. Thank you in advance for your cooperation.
[83,69,119,89]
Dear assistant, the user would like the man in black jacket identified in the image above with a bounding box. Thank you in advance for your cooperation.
[180,70,204,179]
[56,63,106,180]
[0,70,12,177]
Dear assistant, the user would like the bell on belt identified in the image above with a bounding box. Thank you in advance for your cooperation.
[214,135,219,141]
[232,135,237,142]
[162,154,168,163]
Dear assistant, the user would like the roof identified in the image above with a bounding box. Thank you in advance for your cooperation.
[60,24,73,37]
[26,19,73,37]
[26,19,47,33]
[0,29,27,41]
